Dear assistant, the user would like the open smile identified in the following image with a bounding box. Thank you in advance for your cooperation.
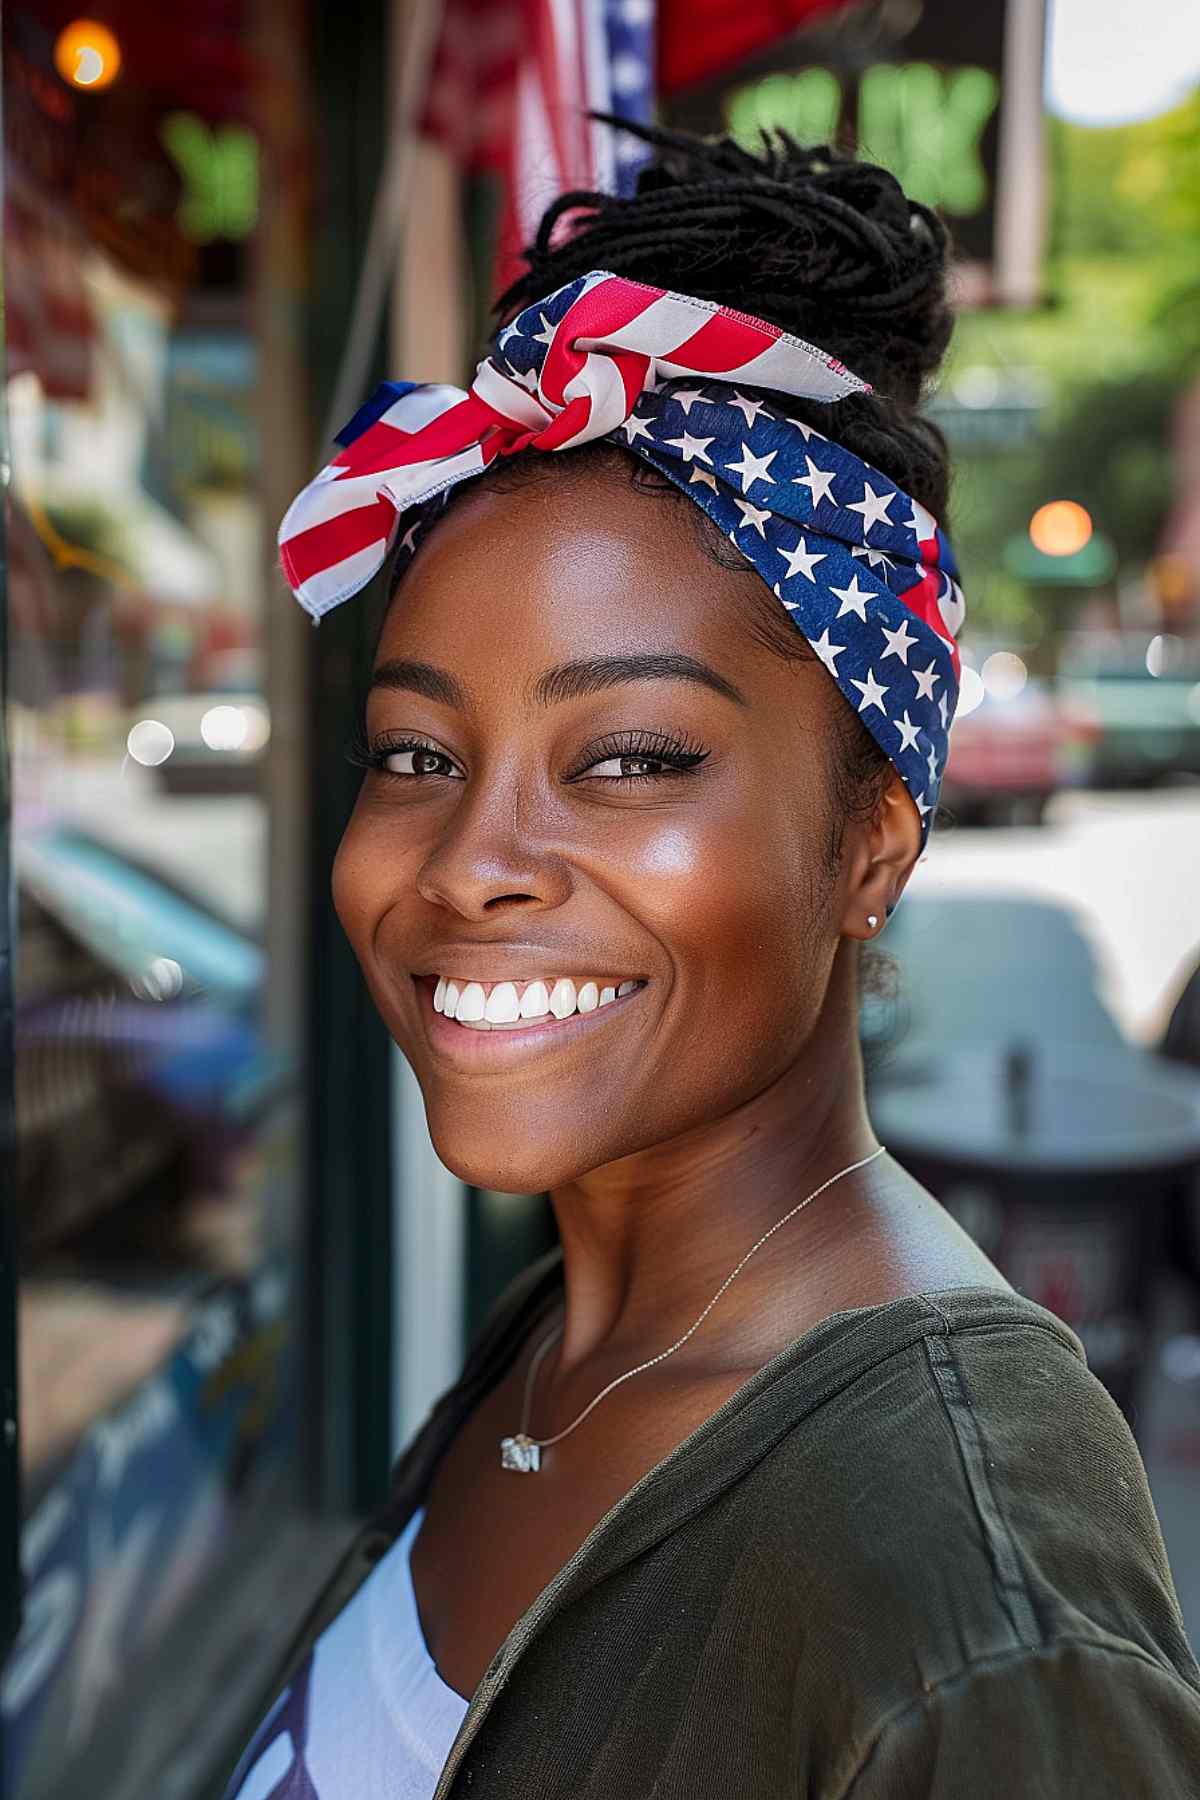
[415,973,649,1066]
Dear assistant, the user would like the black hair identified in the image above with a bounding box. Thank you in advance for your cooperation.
[494,114,954,516]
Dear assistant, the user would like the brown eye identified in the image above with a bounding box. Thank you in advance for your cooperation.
[585,755,668,779]
[572,733,710,782]
[380,745,463,778]
[383,745,447,774]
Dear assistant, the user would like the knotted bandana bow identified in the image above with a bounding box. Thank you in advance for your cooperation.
[279,270,965,842]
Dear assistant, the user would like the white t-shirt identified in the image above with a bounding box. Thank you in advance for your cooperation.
[224,1506,469,1798]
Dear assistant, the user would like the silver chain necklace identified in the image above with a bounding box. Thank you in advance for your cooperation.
[499,1143,886,1472]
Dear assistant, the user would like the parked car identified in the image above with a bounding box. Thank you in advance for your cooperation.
[1057,636,1200,788]
[939,671,1099,827]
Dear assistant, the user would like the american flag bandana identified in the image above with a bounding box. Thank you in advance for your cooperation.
[278,270,964,842]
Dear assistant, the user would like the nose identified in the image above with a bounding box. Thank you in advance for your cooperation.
[414,767,573,921]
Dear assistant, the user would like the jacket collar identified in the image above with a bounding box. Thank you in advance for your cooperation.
[415,1258,1086,1796]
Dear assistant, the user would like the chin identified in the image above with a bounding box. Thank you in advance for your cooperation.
[425,1120,587,1195]
[418,1075,668,1194]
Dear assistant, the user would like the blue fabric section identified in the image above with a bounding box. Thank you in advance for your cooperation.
[335,382,425,449]
[633,430,956,837]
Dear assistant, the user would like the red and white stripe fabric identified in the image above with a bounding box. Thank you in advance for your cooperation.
[278,268,867,619]
[278,269,869,619]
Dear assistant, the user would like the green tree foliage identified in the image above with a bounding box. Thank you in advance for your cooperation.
[940,89,1199,637]
[1147,95,1200,366]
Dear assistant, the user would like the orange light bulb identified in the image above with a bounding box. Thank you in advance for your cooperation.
[54,20,122,92]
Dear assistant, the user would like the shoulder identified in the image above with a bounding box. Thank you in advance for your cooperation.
[837,1639,1200,1799]
[723,1294,1200,1764]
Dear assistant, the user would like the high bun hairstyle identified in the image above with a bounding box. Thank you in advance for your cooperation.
[493,113,955,520]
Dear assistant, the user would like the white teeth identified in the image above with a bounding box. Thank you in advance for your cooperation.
[485,981,520,1024]
[549,977,577,1019]
[456,981,486,1022]
[519,980,550,1019]
[434,975,642,1028]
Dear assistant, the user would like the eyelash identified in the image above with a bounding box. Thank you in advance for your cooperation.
[345,723,710,785]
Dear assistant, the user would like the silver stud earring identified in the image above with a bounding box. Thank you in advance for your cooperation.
[867,914,879,929]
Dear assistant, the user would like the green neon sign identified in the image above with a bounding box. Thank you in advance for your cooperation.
[727,62,1000,218]
[161,112,260,243]
[727,68,842,148]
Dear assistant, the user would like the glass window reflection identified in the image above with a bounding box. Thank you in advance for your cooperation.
[3,7,308,1791]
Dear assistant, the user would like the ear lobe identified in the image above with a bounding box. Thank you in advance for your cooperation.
[839,772,922,939]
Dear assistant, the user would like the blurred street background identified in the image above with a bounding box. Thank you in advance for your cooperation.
[1,2,1199,1796]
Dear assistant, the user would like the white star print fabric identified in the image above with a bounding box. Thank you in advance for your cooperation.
[278,271,965,843]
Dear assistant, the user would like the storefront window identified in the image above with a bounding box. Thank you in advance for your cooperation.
[2,9,314,1791]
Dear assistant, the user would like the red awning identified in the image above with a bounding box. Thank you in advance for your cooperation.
[658,0,862,94]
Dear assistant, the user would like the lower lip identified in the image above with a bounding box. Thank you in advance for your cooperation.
[417,977,647,1067]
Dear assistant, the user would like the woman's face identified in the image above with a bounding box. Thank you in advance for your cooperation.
[333,464,870,1193]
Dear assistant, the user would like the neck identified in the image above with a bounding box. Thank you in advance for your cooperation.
[545,945,884,1381]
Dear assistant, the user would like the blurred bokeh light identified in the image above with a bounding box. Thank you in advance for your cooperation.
[53,19,122,91]
[982,650,1030,700]
[126,719,175,767]
[1029,499,1094,556]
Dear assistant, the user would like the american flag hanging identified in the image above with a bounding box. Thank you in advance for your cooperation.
[420,0,656,297]
[278,270,964,842]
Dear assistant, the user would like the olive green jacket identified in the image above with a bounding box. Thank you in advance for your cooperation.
[240,1249,1200,1796]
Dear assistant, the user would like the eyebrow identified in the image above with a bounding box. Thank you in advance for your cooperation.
[368,653,748,709]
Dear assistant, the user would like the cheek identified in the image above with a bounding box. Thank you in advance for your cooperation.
[625,823,700,883]
[331,803,394,950]
[622,796,833,1043]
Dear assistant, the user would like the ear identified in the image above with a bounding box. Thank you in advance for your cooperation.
[838,769,923,941]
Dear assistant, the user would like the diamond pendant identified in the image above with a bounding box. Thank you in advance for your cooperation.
[500,1433,540,1472]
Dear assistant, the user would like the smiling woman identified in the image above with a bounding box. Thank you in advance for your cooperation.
[221,118,1200,1800]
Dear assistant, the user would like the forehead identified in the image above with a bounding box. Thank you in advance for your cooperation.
[377,464,763,675]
